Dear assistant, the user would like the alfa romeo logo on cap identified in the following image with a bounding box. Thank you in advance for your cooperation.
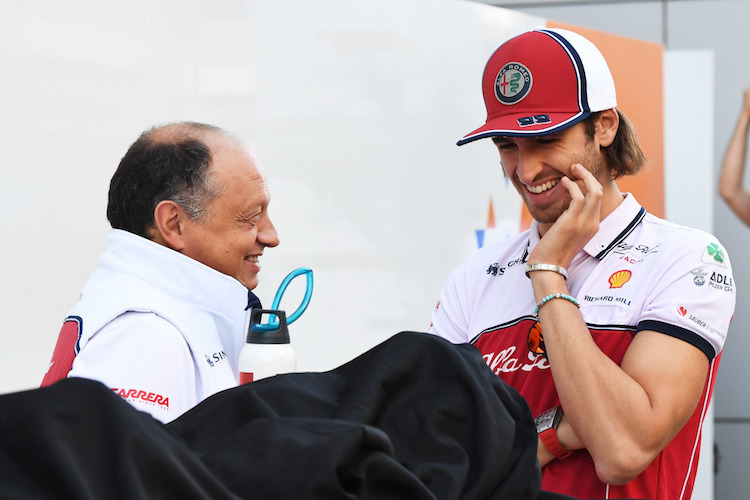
[495,62,532,105]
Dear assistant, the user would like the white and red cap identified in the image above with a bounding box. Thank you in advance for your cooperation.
[458,28,617,145]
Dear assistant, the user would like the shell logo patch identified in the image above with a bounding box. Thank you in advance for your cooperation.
[608,269,632,289]
[495,62,532,105]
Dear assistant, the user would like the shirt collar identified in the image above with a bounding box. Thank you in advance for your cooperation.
[102,229,250,319]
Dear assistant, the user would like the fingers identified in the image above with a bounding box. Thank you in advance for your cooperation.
[561,163,603,201]
[529,164,603,268]
[575,163,603,200]
[559,164,603,231]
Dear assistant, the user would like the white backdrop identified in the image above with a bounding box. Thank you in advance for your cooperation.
[0,0,536,393]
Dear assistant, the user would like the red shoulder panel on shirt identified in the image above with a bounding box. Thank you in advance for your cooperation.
[40,317,82,387]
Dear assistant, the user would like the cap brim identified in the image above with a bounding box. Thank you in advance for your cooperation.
[457,111,590,146]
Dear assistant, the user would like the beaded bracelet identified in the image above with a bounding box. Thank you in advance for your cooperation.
[525,263,568,280]
[534,293,580,316]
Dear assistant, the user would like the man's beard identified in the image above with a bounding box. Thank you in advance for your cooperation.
[514,141,606,225]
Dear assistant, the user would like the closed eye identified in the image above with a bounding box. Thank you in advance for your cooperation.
[237,211,261,226]
[534,133,562,146]
[493,138,517,151]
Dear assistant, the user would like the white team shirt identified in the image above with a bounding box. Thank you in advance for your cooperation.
[428,193,736,499]
[50,229,252,423]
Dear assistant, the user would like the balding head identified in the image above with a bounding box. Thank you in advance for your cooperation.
[107,121,238,238]
[146,121,226,144]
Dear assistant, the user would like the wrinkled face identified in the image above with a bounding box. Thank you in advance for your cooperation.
[493,122,607,226]
[179,136,279,290]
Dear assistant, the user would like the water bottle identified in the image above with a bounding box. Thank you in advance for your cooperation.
[239,309,296,384]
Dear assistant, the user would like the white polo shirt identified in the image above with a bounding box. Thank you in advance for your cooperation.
[429,193,735,500]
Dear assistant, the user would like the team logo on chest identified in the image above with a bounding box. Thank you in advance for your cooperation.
[608,270,632,289]
[527,321,545,358]
[583,270,634,307]
[475,319,550,376]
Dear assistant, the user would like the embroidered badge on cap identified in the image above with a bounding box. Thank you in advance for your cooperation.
[495,62,532,105]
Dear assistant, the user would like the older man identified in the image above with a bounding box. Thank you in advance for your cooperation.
[41,122,279,422]
[429,28,735,499]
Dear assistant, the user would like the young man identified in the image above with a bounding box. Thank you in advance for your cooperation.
[429,28,735,499]
[41,122,279,422]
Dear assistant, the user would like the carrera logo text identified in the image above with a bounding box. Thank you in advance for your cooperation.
[113,388,169,408]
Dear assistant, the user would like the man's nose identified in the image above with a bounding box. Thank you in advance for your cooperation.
[515,147,545,184]
[258,215,280,248]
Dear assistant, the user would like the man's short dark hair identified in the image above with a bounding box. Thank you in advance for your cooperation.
[106,122,225,238]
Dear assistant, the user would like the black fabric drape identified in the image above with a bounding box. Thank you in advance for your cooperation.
[0,377,235,500]
[0,332,543,499]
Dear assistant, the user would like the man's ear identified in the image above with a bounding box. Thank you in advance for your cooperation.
[152,200,186,251]
[596,108,619,148]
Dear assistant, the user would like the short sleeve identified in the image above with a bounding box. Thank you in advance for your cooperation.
[429,260,473,344]
[638,237,735,361]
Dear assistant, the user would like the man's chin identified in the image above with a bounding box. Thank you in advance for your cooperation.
[526,208,564,225]
[525,199,570,225]
[237,275,259,290]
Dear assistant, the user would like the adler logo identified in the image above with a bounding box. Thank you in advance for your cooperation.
[709,271,734,292]
[691,268,708,286]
